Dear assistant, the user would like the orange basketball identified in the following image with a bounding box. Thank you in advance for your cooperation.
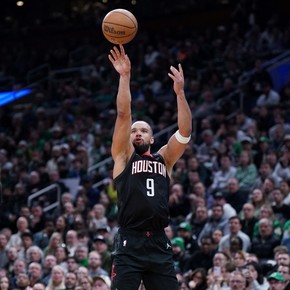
[102,9,138,45]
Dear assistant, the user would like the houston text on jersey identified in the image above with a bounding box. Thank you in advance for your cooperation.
[131,160,166,177]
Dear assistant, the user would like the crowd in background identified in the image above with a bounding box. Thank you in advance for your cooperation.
[1,0,290,289]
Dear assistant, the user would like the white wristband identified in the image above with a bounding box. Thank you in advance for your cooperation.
[174,130,191,144]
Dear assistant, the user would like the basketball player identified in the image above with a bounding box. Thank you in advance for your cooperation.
[108,44,192,290]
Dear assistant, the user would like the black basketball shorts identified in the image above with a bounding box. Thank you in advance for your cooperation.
[110,228,178,290]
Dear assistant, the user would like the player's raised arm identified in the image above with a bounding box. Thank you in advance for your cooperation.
[108,45,134,177]
[159,64,192,174]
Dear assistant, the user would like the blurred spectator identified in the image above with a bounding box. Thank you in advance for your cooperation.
[232,250,247,271]
[254,137,272,169]
[74,195,89,221]
[234,150,258,192]
[246,261,269,290]
[54,216,68,241]
[270,126,287,153]
[55,243,69,272]
[75,244,89,267]
[239,136,256,158]
[0,233,8,269]
[46,145,61,174]
[253,161,281,190]
[80,175,100,209]
[218,216,251,253]
[64,230,78,257]
[252,204,283,240]
[77,275,93,290]
[229,236,244,258]
[172,158,188,185]
[87,250,108,278]
[52,193,74,219]
[256,80,280,108]
[271,188,290,226]
[92,275,111,290]
[187,236,215,272]
[18,232,34,261]
[0,276,10,290]
[28,262,43,287]
[235,110,256,134]
[228,270,246,290]
[30,205,47,234]
[45,265,66,290]
[171,237,191,274]
[281,179,290,205]
[211,229,223,252]
[209,154,237,195]
[15,272,33,290]
[187,156,212,188]
[224,178,249,215]
[43,232,63,257]
[255,106,273,136]
[274,149,290,181]
[64,272,77,290]
[7,216,30,250]
[10,258,27,288]
[41,255,57,286]
[62,201,76,229]
[176,222,199,256]
[276,252,290,268]
[186,268,207,290]
[240,203,258,241]
[250,218,281,262]
[66,256,79,274]
[88,204,108,234]
[198,204,229,245]
[168,183,191,224]
[269,113,290,142]
[211,191,237,220]
[185,205,208,240]
[33,218,55,251]
[267,271,287,290]
[194,89,216,119]
[26,245,44,265]
[249,188,268,218]
[76,266,89,286]
[92,235,112,275]
[190,181,213,212]
[196,129,220,164]
[5,246,18,275]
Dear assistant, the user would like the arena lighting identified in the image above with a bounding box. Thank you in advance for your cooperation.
[0,89,32,106]
[16,1,24,7]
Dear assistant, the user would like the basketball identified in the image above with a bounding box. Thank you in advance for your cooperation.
[102,9,138,45]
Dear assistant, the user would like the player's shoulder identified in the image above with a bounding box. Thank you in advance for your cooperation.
[152,152,165,162]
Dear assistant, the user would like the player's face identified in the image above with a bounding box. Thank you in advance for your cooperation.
[131,121,154,155]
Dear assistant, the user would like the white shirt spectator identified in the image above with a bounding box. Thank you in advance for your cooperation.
[210,166,237,193]
[218,230,251,252]
[218,216,251,252]
[256,89,280,107]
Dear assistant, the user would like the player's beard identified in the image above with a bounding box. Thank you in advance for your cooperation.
[133,142,150,155]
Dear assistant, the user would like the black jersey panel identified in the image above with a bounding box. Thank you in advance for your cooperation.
[114,152,170,231]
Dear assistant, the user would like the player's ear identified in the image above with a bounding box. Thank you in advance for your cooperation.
[150,137,154,144]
